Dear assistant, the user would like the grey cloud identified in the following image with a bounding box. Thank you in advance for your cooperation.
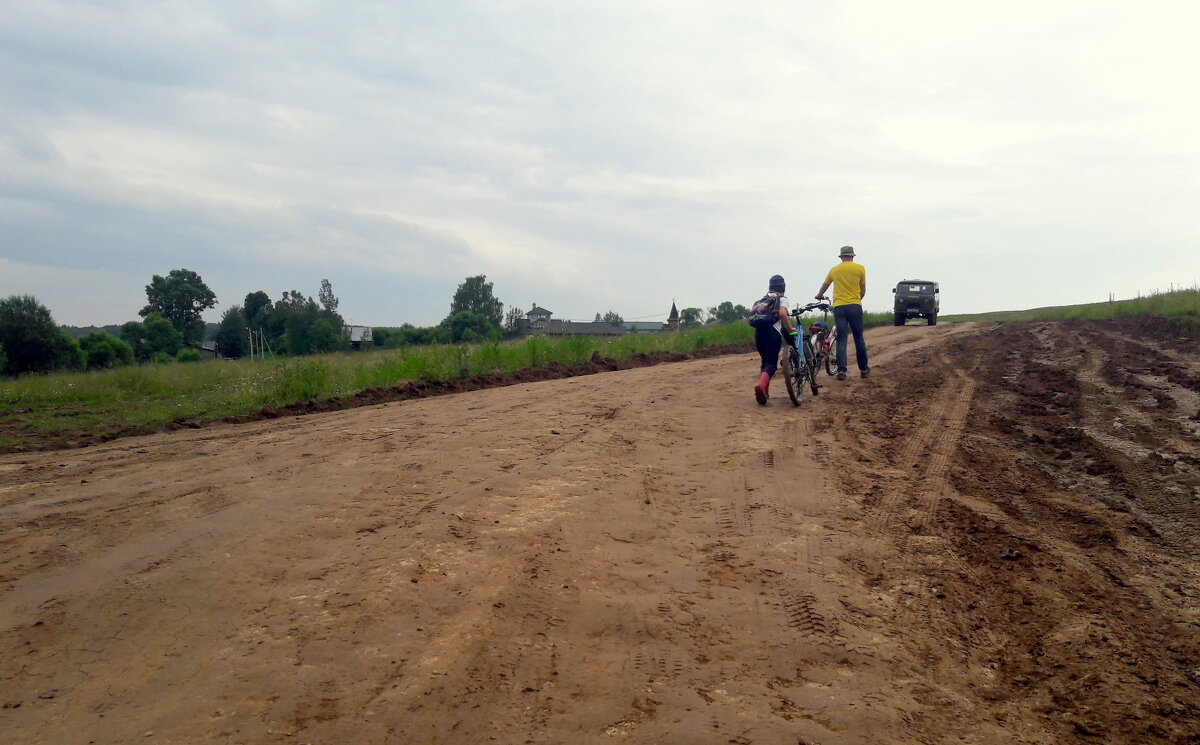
[2,1,1198,326]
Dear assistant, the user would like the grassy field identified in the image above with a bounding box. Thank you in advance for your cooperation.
[942,287,1200,323]
[862,310,896,327]
[0,324,752,449]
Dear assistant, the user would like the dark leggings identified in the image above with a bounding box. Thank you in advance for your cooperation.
[755,326,782,376]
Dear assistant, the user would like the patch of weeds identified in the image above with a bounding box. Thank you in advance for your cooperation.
[276,361,331,402]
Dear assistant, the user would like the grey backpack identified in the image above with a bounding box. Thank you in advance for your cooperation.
[745,293,780,329]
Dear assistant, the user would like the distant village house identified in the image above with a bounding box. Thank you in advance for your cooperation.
[523,302,680,337]
[343,325,373,350]
[526,305,553,333]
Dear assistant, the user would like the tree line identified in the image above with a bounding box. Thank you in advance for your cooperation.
[0,268,351,376]
[0,271,516,375]
[1,267,751,377]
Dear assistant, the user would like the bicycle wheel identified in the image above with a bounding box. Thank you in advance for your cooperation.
[822,333,837,376]
[806,343,820,396]
[780,347,802,406]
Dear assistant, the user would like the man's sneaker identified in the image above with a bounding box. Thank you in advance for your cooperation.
[754,384,768,405]
[860,369,870,379]
[836,371,847,381]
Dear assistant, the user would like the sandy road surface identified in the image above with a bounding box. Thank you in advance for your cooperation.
[1,322,1198,744]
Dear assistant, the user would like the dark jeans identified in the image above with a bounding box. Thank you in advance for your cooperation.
[755,325,782,376]
[834,304,869,373]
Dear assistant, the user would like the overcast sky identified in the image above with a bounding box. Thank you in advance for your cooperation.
[2,1,1197,327]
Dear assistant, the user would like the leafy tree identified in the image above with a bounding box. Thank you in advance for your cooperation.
[680,307,704,328]
[265,290,307,336]
[502,307,527,338]
[216,306,248,358]
[318,279,339,315]
[259,286,346,356]
[78,331,134,370]
[601,310,623,325]
[308,318,343,353]
[282,298,322,355]
[121,313,200,362]
[143,313,184,359]
[120,321,150,361]
[141,268,217,345]
[58,332,86,372]
[0,295,81,375]
[244,291,272,326]
[441,310,499,343]
[711,301,747,324]
[0,342,5,375]
[275,293,345,355]
[449,275,503,328]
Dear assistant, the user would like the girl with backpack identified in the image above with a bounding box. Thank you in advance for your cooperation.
[749,274,798,405]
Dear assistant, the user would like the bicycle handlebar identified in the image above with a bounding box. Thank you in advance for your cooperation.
[790,302,830,316]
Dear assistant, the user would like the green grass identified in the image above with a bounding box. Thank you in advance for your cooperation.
[0,324,756,449]
[942,286,1200,323]
[863,311,895,328]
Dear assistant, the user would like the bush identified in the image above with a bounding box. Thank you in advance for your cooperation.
[0,295,81,375]
[57,332,86,372]
[79,332,135,370]
[308,318,344,353]
[176,348,202,363]
[440,310,499,343]
[123,314,184,362]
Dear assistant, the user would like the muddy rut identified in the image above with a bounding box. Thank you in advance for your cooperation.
[0,322,1197,744]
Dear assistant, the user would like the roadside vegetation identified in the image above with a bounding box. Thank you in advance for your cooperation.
[861,310,896,328]
[942,286,1200,323]
[0,323,754,449]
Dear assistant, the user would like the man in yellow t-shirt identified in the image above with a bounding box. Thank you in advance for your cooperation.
[816,245,869,380]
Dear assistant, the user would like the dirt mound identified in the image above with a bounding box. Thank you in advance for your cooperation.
[825,321,1200,741]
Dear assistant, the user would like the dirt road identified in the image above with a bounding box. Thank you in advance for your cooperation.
[1,322,1198,744]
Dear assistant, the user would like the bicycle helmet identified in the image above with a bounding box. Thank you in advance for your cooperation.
[809,321,828,332]
[768,275,785,292]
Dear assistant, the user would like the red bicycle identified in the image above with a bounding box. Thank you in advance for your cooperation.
[807,297,837,377]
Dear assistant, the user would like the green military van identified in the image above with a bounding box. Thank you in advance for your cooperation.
[893,280,940,326]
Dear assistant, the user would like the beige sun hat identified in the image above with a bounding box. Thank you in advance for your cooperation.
[839,245,856,257]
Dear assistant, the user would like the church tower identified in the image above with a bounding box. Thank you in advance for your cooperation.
[665,301,679,331]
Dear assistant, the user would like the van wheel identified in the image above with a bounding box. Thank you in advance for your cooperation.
[894,313,905,326]
[928,313,938,326]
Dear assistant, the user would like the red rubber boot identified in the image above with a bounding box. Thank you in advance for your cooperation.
[754,372,770,405]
